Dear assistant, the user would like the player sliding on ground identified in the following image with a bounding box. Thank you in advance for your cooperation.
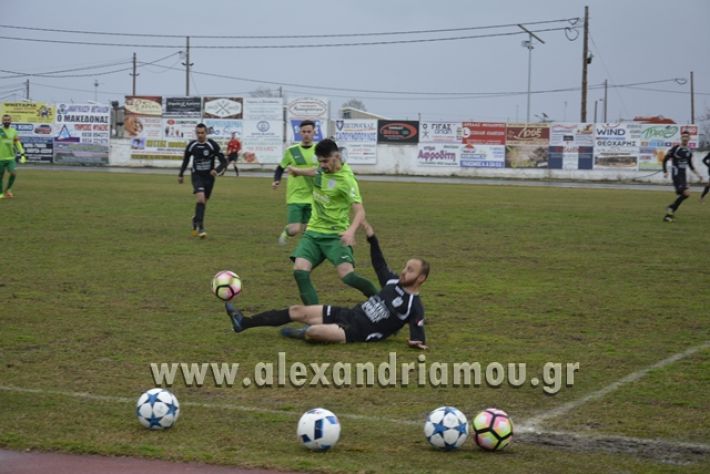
[225,222,430,349]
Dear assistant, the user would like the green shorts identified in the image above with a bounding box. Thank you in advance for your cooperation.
[287,203,312,225]
[0,159,16,173]
[291,231,355,268]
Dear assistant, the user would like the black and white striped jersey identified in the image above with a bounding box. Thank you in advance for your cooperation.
[663,145,695,177]
[180,139,226,176]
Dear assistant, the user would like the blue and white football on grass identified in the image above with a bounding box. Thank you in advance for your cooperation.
[297,408,341,451]
[136,388,180,430]
[423,406,469,450]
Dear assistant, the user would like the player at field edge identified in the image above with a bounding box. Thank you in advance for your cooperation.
[0,114,27,199]
[273,120,319,245]
[285,138,377,305]
[225,132,241,177]
[700,152,710,202]
[225,221,429,349]
[662,130,702,222]
[178,123,227,238]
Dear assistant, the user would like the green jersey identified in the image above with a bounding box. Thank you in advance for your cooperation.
[308,163,362,234]
[280,143,317,204]
[0,126,23,161]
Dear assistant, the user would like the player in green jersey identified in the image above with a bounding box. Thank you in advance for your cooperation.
[286,138,377,305]
[0,114,27,199]
[273,120,319,245]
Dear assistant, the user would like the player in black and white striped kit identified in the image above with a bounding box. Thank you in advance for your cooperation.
[225,221,430,349]
[700,152,710,202]
[178,123,227,238]
[662,130,702,222]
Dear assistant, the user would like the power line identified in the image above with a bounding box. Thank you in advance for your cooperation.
[30,81,125,95]
[0,26,578,49]
[0,18,579,39]
[0,52,180,79]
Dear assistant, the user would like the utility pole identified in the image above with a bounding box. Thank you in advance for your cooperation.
[182,36,193,96]
[581,5,589,122]
[25,79,30,100]
[593,100,598,123]
[518,24,545,124]
[603,79,608,122]
[129,52,139,96]
[690,71,695,123]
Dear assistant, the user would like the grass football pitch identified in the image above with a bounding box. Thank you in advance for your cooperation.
[1,169,709,473]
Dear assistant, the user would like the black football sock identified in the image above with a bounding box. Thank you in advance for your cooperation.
[241,309,292,329]
[701,185,710,199]
[670,194,688,211]
[195,202,206,226]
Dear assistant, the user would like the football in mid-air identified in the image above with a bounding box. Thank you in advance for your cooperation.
[423,406,469,450]
[297,408,341,451]
[211,270,242,301]
[135,388,180,430]
[471,408,513,451]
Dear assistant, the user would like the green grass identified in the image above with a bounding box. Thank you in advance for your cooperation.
[1,169,709,473]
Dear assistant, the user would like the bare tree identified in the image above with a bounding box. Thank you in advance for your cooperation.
[342,98,367,111]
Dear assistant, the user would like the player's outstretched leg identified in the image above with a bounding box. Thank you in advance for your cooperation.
[701,185,710,202]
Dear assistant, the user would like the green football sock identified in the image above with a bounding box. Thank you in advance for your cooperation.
[294,270,319,305]
[342,272,378,298]
[0,169,4,193]
[7,174,15,191]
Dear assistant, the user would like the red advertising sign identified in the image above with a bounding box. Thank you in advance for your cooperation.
[462,122,506,145]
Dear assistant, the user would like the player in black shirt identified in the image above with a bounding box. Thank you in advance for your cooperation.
[225,222,429,349]
[662,131,702,222]
[700,152,710,202]
[178,123,227,238]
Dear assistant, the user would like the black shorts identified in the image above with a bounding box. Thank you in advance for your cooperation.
[191,173,215,199]
[322,305,383,343]
[227,153,239,163]
[672,175,688,195]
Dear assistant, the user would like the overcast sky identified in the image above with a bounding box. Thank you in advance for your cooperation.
[2,0,708,123]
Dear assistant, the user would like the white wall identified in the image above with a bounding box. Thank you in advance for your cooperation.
[109,139,707,184]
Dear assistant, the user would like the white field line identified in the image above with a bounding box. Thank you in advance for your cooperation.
[2,341,709,455]
[520,340,710,432]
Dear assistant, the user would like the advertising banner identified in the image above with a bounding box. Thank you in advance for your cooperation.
[417,143,459,166]
[242,119,283,164]
[203,97,243,119]
[548,123,594,169]
[377,120,419,144]
[53,142,109,165]
[54,103,111,145]
[505,123,550,168]
[593,123,641,170]
[0,102,55,123]
[462,122,506,145]
[9,122,53,162]
[244,97,283,120]
[286,97,328,142]
[162,118,200,140]
[419,121,462,143]
[334,119,377,164]
[164,96,202,117]
[459,144,505,168]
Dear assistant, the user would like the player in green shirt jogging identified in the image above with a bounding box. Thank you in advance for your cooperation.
[0,114,27,199]
[286,138,377,305]
[273,120,319,245]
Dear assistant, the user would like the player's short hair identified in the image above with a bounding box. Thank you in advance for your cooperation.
[2,114,10,120]
[681,130,691,136]
[416,258,430,280]
[300,120,316,129]
[315,138,339,158]
[196,123,207,130]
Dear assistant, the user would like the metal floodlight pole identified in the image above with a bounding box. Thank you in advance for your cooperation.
[518,24,545,123]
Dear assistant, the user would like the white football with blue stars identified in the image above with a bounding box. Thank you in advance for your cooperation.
[423,406,469,450]
[136,388,180,430]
